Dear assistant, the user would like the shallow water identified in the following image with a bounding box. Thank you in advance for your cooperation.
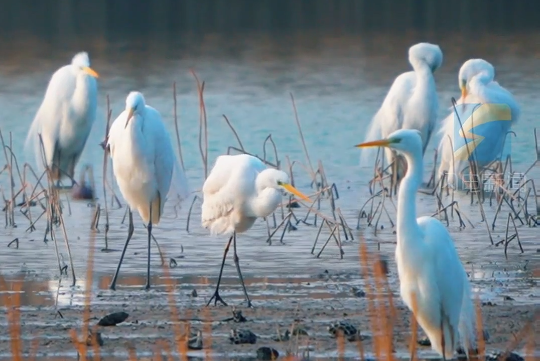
[0,30,539,358]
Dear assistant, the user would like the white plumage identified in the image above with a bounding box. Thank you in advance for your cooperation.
[437,58,520,187]
[361,42,443,179]
[201,154,310,307]
[25,52,98,184]
[107,91,189,290]
[357,129,477,360]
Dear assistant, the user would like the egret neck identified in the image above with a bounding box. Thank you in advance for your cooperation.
[396,147,424,242]
[72,73,95,122]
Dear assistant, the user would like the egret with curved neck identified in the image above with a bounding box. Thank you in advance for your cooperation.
[438,58,520,188]
[356,129,477,360]
[201,154,311,307]
[361,42,443,184]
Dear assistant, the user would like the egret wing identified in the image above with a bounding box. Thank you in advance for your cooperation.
[418,217,465,343]
[25,66,75,170]
[201,154,264,235]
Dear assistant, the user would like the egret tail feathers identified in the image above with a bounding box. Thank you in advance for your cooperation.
[458,279,478,357]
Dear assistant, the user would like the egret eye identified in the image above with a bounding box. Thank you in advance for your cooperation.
[277,180,283,186]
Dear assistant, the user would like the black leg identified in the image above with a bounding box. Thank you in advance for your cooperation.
[233,233,252,307]
[206,235,233,307]
[109,209,134,290]
[145,202,152,290]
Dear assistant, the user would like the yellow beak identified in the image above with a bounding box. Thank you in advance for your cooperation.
[124,108,135,128]
[82,66,99,78]
[280,183,311,202]
[354,139,392,148]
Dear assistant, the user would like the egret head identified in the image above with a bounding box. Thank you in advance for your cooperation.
[408,42,443,73]
[261,169,311,202]
[124,91,146,128]
[72,52,99,78]
[355,129,423,156]
[458,58,495,99]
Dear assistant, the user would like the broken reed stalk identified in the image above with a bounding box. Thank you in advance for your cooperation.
[69,221,99,360]
[101,94,113,250]
[191,70,208,180]
[0,129,16,227]
[223,114,245,152]
[289,93,316,181]
[173,82,186,171]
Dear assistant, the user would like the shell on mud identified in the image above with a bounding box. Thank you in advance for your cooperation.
[229,328,257,344]
[256,346,279,360]
[187,330,203,350]
[328,321,359,341]
[97,311,129,326]
[486,351,524,361]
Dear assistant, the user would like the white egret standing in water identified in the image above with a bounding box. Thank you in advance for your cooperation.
[437,59,520,187]
[25,52,99,186]
[356,129,477,360]
[361,42,443,181]
[106,91,189,290]
[201,154,311,307]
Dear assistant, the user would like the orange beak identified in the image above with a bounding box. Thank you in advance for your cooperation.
[354,139,392,148]
[124,108,135,128]
[280,183,311,203]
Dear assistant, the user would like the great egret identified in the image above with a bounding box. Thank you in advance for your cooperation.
[361,42,443,183]
[106,91,189,290]
[201,154,310,307]
[437,59,520,188]
[356,129,477,360]
[25,52,99,186]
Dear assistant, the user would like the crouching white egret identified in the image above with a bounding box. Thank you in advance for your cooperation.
[25,52,99,186]
[201,154,310,307]
[361,42,442,184]
[437,59,520,188]
[106,91,189,290]
[356,129,477,360]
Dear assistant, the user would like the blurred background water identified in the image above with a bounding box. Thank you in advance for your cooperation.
[0,0,538,292]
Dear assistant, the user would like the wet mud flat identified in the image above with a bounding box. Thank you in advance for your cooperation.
[0,270,538,361]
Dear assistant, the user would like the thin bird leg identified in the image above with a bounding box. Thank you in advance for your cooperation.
[206,235,233,307]
[233,232,252,308]
[109,209,134,290]
[145,202,153,290]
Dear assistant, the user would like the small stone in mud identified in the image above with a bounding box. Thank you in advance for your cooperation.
[187,330,203,350]
[328,321,360,342]
[351,287,366,298]
[503,295,514,301]
[233,308,247,323]
[256,346,279,360]
[417,336,431,346]
[191,289,198,297]
[292,326,309,336]
[86,330,104,347]
[230,329,257,344]
[486,351,524,361]
[272,329,290,342]
[97,311,129,326]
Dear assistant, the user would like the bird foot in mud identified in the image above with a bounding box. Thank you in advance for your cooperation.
[206,291,228,307]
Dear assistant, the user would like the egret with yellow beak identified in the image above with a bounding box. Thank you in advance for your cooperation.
[201,154,311,307]
[356,129,478,360]
[25,52,99,186]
